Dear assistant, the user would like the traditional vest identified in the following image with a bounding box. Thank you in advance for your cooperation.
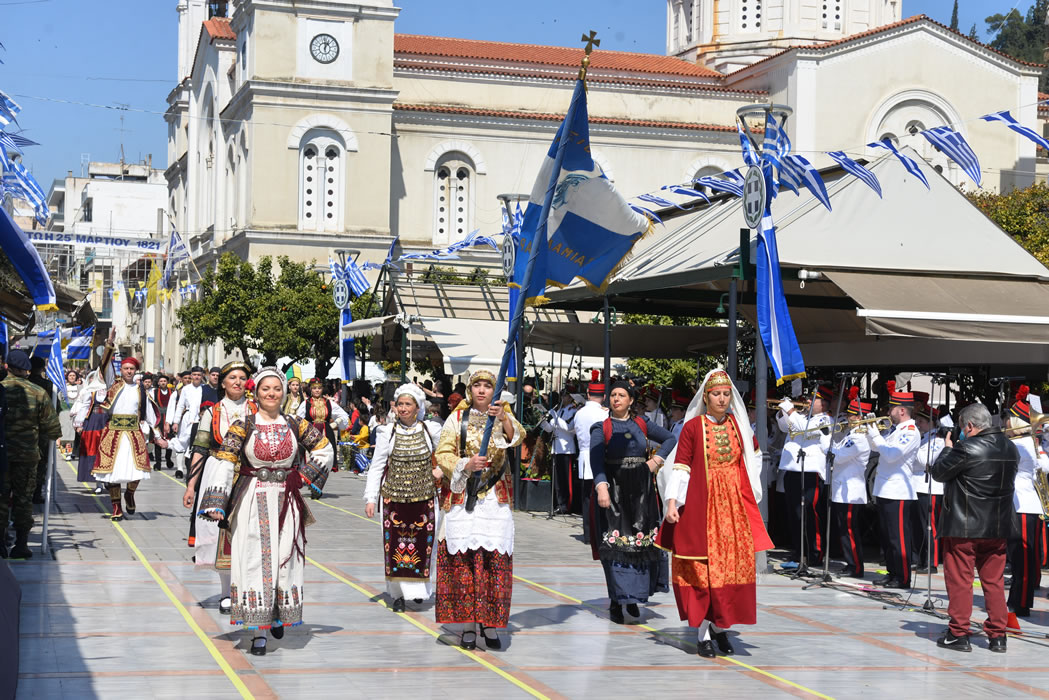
[381,427,435,503]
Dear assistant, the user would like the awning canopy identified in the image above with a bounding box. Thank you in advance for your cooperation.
[340,313,425,338]
[527,321,728,358]
[826,271,1049,344]
[0,207,56,310]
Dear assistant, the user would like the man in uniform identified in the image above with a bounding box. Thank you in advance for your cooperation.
[776,385,834,566]
[92,356,165,520]
[669,391,690,439]
[830,395,873,578]
[642,386,667,429]
[572,375,608,543]
[542,388,579,515]
[864,387,920,589]
[1,350,61,558]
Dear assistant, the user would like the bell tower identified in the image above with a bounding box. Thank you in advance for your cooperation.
[667,0,904,73]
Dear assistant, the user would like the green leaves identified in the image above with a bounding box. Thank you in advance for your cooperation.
[966,183,1049,267]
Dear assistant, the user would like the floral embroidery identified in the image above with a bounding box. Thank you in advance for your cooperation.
[602,527,659,550]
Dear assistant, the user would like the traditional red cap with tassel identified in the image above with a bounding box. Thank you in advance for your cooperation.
[587,369,605,396]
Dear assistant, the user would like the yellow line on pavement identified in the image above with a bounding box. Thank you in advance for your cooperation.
[63,460,254,700]
[312,493,832,699]
[306,557,550,700]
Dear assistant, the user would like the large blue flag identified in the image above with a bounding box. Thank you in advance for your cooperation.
[340,306,357,382]
[66,325,94,360]
[512,80,651,305]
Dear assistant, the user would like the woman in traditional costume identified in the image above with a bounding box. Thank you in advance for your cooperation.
[282,376,303,415]
[590,381,676,624]
[183,361,257,615]
[434,369,523,651]
[198,368,333,656]
[72,369,109,494]
[655,369,773,658]
[296,377,349,471]
[364,384,444,611]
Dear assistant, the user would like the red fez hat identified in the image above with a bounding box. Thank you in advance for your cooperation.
[846,398,874,416]
[1011,399,1031,424]
[888,390,915,407]
[645,385,661,402]
[814,385,834,402]
[670,391,691,410]
[587,370,604,395]
[120,356,141,369]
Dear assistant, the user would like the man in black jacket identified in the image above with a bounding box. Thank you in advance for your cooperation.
[930,402,1018,653]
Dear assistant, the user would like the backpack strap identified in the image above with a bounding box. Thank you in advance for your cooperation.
[634,416,648,437]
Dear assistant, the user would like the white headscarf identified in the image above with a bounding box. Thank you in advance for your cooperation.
[659,368,763,506]
[393,383,427,422]
[253,367,287,396]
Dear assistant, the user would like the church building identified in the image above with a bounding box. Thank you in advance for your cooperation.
[166,0,1044,270]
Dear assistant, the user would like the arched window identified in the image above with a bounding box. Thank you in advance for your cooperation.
[298,129,344,232]
[433,152,474,245]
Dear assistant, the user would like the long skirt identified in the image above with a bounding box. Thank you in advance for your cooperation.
[93,427,151,484]
[383,498,436,600]
[76,409,107,483]
[671,459,758,629]
[435,542,513,628]
[229,479,304,630]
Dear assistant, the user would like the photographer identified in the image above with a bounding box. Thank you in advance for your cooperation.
[929,403,1018,654]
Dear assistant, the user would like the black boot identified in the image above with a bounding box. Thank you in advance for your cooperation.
[10,531,31,559]
[609,603,625,625]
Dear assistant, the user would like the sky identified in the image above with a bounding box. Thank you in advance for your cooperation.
[0,0,1032,189]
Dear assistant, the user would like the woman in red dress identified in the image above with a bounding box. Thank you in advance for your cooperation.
[655,369,773,658]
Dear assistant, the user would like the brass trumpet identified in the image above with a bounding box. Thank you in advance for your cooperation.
[786,415,890,439]
[767,398,811,411]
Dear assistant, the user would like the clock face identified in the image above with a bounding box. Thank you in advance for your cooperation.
[310,33,339,64]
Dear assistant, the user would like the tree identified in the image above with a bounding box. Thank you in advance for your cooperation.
[176,253,268,360]
[968,23,979,41]
[966,183,1049,266]
[984,1,1049,90]
[620,313,721,390]
[950,0,959,31]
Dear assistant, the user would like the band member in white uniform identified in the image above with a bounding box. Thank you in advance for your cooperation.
[830,395,873,578]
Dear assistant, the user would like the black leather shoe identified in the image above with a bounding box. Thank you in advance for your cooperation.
[270,625,284,640]
[219,597,232,615]
[886,579,911,590]
[1016,607,1032,618]
[175,470,184,480]
[124,491,136,516]
[915,566,938,574]
[609,604,625,625]
[250,637,267,656]
[413,598,423,604]
[713,631,735,655]
[697,640,717,658]
[460,631,477,650]
[392,597,405,613]
[481,626,502,650]
[872,575,893,586]
[625,603,640,618]
[9,544,31,559]
[988,636,1007,653]
[937,631,972,652]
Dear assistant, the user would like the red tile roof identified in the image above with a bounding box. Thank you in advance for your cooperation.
[394,34,722,79]
[737,15,1045,73]
[204,17,236,42]
[1040,93,1049,116]
[393,103,735,133]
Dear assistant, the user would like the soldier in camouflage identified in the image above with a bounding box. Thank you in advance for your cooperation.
[1,350,61,559]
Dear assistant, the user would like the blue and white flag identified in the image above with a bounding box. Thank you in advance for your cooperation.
[0,206,56,309]
[756,203,806,385]
[32,329,55,358]
[447,228,499,254]
[344,259,370,297]
[868,139,929,189]
[162,227,189,288]
[661,185,711,203]
[0,90,20,127]
[339,306,357,382]
[513,79,650,305]
[981,110,1049,153]
[7,133,37,148]
[0,131,21,161]
[920,126,981,186]
[827,151,882,198]
[692,170,745,198]
[354,450,370,473]
[67,325,94,360]
[46,331,67,402]
[736,120,759,167]
[4,159,49,223]
[781,154,832,211]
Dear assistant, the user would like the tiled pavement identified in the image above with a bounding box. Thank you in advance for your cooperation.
[9,456,1049,699]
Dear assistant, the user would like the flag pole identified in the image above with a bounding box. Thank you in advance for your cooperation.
[467,32,599,512]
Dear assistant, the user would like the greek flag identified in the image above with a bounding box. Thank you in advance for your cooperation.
[32,329,56,358]
[354,450,370,473]
[0,130,21,160]
[5,160,49,222]
[736,120,759,167]
[0,90,19,127]
[827,151,882,197]
[920,126,981,186]
[328,257,343,283]
[162,227,189,288]
[339,305,357,382]
[513,79,650,305]
[762,113,788,174]
[693,170,745,197]
[447,228,499,254]
[7,133,37,148]
[46,331,67,402]
[981,110,1049,153]
[344,259,370,297]
[868,139,929,189]
[756,203,806,385]
[781,154,832,211]
[67,325,94,360]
